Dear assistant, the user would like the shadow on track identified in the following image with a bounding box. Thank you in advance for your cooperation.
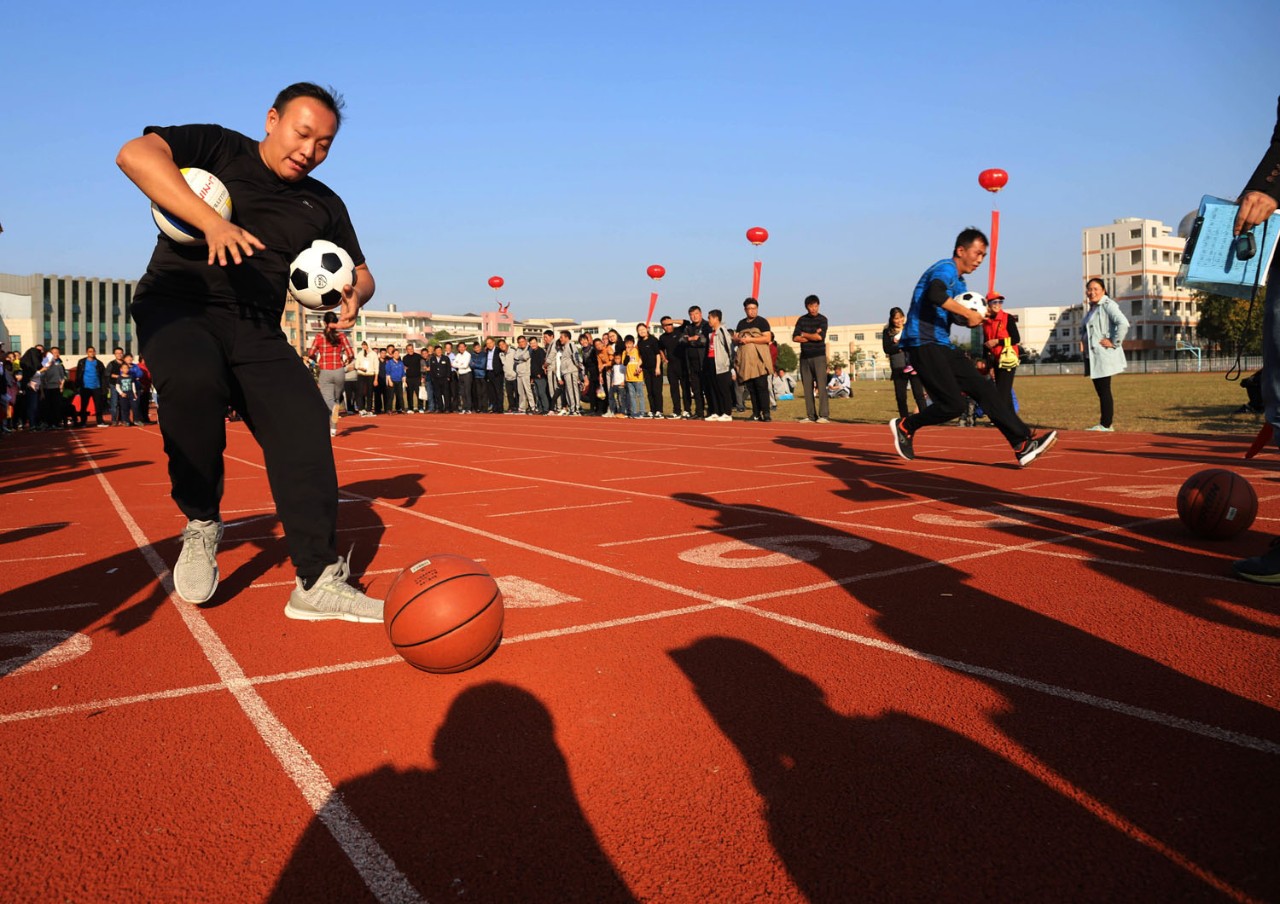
[668,456,1280,900]
[267,682,636,903]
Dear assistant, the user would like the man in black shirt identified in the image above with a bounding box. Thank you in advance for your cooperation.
[529,336,549,414]
[403,342,424,413]
[635,322,663,418]
[734,298,773,421]
[656,316,687,419]
[792,294,829,423]
[680,307,711,419]
[116,82,381,623]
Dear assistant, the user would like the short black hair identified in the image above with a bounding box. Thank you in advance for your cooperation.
[743,297,758,309]
[804,295,820,306]
[954,227,988,253]
[708,309,723,321]
[688,305,702,315]
[272,82,345,131]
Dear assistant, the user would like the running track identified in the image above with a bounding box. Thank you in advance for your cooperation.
[1,415,1277,902]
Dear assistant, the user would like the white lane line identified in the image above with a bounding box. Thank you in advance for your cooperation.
[0,553,86,564]
[232,524,384,543]
[598,523,767,548]
[1018,546,1255,584]
[1,602,99,618]
[738,603,1280,756]
[488,501,626,518]
[601,471,690,482]
[223,499,364,528]
[75,437,422,904]
[714,480,814,494]
[426,486,537,499]
[837,497,958,516]
[730,517,1163,606]
[244,568,403,591]
[1018,475,1102,491]
[0,680,232,724]
[474,454,556,464]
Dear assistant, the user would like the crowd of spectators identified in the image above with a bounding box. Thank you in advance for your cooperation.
[317,299,837,426]
[2,344,153,433]
[2,297,861,434]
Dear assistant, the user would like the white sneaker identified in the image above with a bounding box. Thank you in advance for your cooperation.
[285,556,383,623]
[718,414,732,422]
[174,519,222,604]
[1087,424,1115,432]
[330,426,337,437]
[816,417,830,424]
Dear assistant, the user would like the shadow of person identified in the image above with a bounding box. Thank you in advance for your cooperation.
[670,486,1280,899]
[0,523,71,546]
[268,682,637,903]
[670,637,1212,901]
[343,471,426,510]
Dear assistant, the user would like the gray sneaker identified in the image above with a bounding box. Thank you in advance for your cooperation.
[174,519,223,604]
[285,556,383,623]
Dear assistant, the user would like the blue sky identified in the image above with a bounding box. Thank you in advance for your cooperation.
[2,0,1277,326]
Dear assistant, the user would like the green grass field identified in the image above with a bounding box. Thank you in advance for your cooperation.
[770,372,1263,435]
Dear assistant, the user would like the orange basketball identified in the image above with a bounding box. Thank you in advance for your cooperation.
[384,555,504,673]
[1176,469,1258,540]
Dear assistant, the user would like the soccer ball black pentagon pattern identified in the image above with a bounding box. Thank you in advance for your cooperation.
[288,240,356,310]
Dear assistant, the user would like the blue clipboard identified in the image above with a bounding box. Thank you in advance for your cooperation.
[1177,195,1280,299]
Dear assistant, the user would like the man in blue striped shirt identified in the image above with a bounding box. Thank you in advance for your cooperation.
[891,228,1056,468]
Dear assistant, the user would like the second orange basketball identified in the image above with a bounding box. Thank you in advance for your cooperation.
[384,555,504,673]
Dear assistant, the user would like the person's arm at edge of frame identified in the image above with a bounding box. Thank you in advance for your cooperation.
[1234,97,1280,235]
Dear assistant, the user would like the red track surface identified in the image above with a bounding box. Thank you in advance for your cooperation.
[2,415,1277,902]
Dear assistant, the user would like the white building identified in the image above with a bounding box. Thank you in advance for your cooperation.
[1081,217,1199,361]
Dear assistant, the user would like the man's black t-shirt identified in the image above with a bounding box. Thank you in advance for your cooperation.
[402,352,423,380]
[530,346,547,377]
[657,329,684,373]
[135,124,363,313]
[735,315,771,336]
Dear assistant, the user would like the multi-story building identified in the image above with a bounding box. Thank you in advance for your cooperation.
[1081,217,1199,361]
[296,304,520,353]
[0,272,139,359]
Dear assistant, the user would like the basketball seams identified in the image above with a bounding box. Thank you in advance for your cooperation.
[390,583,501,649]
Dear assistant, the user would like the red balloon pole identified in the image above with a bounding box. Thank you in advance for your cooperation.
[644,264,666,326]
[988,208,1000,298]
[977,170,1007,298]
[745,227,769,299]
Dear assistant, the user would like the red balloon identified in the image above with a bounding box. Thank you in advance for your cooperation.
[488,276,504,290]
[646,264,666,281]
[746,226,769,246]
[978,169,1008,193]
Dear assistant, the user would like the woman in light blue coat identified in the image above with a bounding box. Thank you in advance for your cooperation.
[1081,277,1130,431]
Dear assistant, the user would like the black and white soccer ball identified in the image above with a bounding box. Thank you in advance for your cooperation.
[288,240,356,310]
[949,290,987,326]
